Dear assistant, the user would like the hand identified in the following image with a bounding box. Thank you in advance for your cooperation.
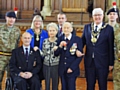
[53,46,58,51]
[109,66,113,71]
[59,41,67,47]
[34,46,39,51]
[24,72,33,79]
[67,68,73,73]
[76,50,84,57]
[19,72,26,78]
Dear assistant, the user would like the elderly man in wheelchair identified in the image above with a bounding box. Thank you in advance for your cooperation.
[7,32,42,90]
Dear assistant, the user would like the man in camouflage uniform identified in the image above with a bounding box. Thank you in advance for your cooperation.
[0,11,21,89]
[107,7,120,90]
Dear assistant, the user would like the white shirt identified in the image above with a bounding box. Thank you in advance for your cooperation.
[64,33,72,40]
[94,22,102,31]
[23,45,30,55]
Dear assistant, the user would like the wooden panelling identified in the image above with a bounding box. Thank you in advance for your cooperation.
[62,0,88,12]
[94,0,105,11]
[11,0,15,9]
[23,0,29,10]
[1,0,6,10]
[6,0,11,10]
[34,0,41,10]
[0,0,42,19]
[0,0,106,19]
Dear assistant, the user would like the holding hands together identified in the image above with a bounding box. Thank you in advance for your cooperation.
[19,72,33,79]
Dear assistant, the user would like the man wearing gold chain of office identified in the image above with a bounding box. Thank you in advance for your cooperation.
[81,8,114,90]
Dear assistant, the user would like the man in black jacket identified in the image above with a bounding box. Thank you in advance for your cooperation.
[9,32,42,90]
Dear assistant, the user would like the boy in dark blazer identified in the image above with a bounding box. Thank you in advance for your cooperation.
[9,32,42,90]
[53,22,83,90]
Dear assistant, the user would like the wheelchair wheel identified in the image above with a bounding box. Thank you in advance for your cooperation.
[5,77,13,90]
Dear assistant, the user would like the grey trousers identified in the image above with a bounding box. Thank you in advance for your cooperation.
[43,65,59,90]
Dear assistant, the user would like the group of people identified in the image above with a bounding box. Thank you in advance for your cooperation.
[0,5,119,90]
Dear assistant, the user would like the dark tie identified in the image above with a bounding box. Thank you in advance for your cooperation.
[25,48,28,59]
[94,26,98,33]
[66,38,69,45]
[94,26,98,38]
[60,27,62,33]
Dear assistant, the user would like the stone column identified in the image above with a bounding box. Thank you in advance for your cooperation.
[41,0,51,19]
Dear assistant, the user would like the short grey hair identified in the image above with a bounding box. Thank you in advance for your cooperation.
[31,15,44,29]
[47,22,58,31]
[92,8,104,16]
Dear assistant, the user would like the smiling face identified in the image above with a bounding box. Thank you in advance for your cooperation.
[92,8,104,25]
[48,26,58,38]
[22,32,32,47]
[34,18,42,28]
[92,14,104,25]
[6,16,16,26]
[62,22,73,36]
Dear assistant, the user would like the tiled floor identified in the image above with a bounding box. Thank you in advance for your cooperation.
[41,78,113,90]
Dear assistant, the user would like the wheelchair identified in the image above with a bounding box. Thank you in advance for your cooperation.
[2,68,13,90]
[4,73,30,90]
[4,66,30,90]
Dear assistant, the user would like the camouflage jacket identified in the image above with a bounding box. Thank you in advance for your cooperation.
[0,24,21,52]
[114,23,120,60]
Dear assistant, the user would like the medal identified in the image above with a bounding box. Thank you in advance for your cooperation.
[91,23,108,44]
[36,35,39,41]
[34,30,41,41]
[70,43,77,55]
[63,42,67,50]
[91,38,97,43]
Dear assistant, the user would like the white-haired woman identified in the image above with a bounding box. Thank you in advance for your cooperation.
[26,15,48,89]
[41,22,59,90]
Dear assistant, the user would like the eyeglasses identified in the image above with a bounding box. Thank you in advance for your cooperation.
[93,14,102,16]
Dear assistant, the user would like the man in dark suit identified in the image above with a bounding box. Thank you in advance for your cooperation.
[82,8,114,90]
[57,13,76,37]
[9,32,42,90]
[53,22,83,90]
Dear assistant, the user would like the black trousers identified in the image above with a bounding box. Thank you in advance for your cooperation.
[85,59,109,90]
[60,71,77,90]
[12,75,40,90]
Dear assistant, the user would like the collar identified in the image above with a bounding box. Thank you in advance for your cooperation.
[58,25,62,29]
[64,33,72,40]
[94,22,102,29]
[23,45,30,53]
[114,23,120,28]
